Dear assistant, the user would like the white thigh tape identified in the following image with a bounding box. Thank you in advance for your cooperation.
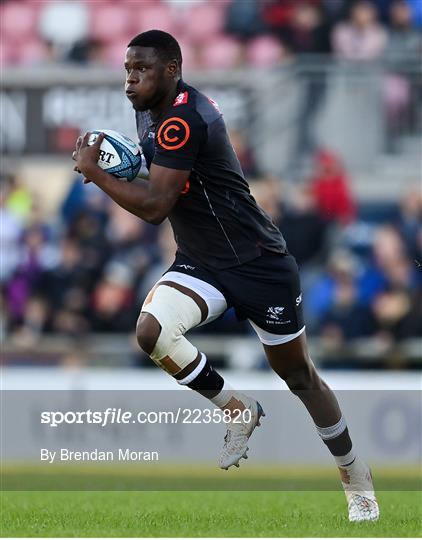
[157,271,227,325]
[142,284,201,370]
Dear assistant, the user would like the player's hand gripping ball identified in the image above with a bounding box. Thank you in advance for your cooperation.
[73,130,143,182]
[86,130,143,181]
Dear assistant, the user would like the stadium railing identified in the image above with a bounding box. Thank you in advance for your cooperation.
[2,334,421,369]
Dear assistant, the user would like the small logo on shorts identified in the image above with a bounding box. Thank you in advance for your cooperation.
[266,306,291,325]
[267,306,285,320]
[296,293,302,306]
[176,264,195,270]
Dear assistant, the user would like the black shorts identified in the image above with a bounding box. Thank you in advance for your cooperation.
[165,250,304,336]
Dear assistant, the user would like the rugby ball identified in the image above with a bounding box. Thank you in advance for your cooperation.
[88,129,142,181]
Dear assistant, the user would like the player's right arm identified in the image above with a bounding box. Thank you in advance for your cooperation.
[74,132,190,225]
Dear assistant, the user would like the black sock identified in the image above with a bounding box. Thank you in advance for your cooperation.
[176,354,224,398]
[316,415,356,465]
[322,427,353,456]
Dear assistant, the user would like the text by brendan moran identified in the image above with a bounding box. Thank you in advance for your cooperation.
[40,448,159,463]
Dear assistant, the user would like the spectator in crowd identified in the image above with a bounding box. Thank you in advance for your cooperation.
[281,2,332,169]
[225,0,267,40]
[310,197,422,360]
[309,149,356,225]
[0,287,8,341]
[320,0,351,24]
[371,0,400,24]
[9,296,50,347]
[4,173,33,222]
[249,175,282,223]
[396,186,422,262]
[306,249,368,332]
[262,1,296,35]
[0,180,23,284]
[278,184,329,268]
[67,38,108,66]
[358,224,421,311]
[278,2,332,55]
[332,0,388,61]
[406,0,422,28]
[69,209,111,279]
[386,0,421,62]
[318,256,375,346]
[372,290,421,345]
[62,175,110,230]
[61,174,89,225]
[5,224,58,328]
[229,129,260,178]
[278,184,330,330]
[39,236,92,336]
[105,205,159,287]
[371,257,422,343]
[383,0,421,149]
[358,225,404,304]
[91,261,137,333]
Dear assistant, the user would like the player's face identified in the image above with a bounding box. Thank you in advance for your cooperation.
[124,46,171,111]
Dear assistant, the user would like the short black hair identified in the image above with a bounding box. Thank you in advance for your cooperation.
[128,30,182,68]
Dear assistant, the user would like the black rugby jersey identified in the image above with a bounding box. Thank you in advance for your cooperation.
[136,80,287,269]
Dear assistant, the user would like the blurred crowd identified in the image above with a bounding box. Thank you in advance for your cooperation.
[1,0,421,69]
[1,145,421,364]
[1,0,421,369]
[252,158,422,353]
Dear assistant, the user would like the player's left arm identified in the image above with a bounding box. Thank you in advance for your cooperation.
[74,132,191,224]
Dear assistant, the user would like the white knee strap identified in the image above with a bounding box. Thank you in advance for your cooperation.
[141,285,202,370]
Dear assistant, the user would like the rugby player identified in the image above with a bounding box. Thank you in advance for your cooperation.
[73,30,379,522]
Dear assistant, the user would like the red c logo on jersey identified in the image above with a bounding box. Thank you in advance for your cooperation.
[157,117,190,150]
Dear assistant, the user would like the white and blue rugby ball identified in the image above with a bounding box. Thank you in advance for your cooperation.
[88,129,143,181]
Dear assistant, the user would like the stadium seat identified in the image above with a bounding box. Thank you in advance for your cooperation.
[175,39,197,72]
[0,41,15,66]
[16,38,48,65]
[90,4,132,43]
[182,3,225,43]
[0,1,39,42]
[103,39,131,68]
[131,4,179,35]
[246,36,285,68]
[200,36,242,70]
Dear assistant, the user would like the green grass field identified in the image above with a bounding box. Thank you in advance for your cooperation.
[2,490,421,537]
[1,465,421,537]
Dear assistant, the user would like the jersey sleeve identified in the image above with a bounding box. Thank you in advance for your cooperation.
[152,107,207,171]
